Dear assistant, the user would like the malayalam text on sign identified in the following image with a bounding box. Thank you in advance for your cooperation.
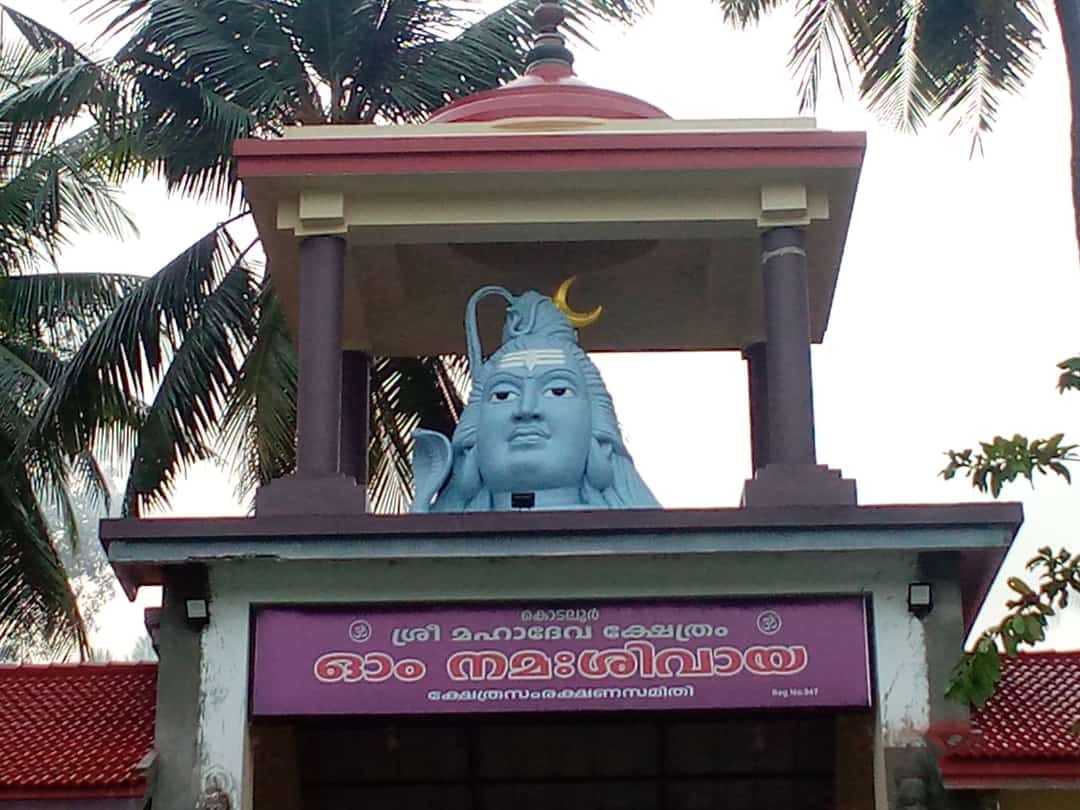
[251,597,872,716]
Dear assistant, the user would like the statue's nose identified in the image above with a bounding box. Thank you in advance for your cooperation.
[512,381,541,420]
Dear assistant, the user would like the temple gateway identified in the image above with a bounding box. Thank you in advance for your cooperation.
[102,4,1023,809]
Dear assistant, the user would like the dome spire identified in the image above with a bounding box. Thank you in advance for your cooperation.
[425,0,669,124]
[525,1,574,71]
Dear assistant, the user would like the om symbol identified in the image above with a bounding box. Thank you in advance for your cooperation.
[756,611,782,636]
[348,620,373,643]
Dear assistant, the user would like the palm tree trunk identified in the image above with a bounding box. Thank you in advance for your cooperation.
[1056,0,1080,258]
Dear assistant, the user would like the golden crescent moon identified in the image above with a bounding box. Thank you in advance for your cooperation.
[553,276,603,329]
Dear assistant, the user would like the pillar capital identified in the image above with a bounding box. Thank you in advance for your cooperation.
[758,183,812,227]
[277,190,347,236]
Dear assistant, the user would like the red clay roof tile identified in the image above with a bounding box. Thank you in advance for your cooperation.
[930,651,1080,786]
[0,663,156,798]
[955,652,1080,760]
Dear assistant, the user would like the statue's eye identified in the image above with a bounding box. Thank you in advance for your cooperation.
[543,386,574,398]
[490,389,518,402]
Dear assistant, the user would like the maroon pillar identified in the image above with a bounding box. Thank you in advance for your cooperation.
[340,350,371,486]
[761,227,816,466]
[255,235,366,516]
[741,227,856,506]
[296,236,345,478]
[742,342,770,472]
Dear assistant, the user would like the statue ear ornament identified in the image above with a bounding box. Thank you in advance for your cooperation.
[585,437,615,491]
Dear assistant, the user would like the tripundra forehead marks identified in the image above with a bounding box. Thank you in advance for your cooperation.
[498,349,567,371]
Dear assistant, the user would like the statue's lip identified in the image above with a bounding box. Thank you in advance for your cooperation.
[509,426,550,443]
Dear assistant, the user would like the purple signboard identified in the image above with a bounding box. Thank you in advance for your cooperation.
[251,597,871,716]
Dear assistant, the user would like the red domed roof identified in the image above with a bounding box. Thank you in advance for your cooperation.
[427,62,668,124]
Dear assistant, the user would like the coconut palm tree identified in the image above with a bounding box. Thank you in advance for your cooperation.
[0,0,653,653]
[19,0,652,517]
[0,7,150,655]
[0,272,134,658]
[713,1,1079,247]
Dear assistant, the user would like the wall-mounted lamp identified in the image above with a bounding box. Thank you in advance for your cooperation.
[185,598,210,628]
[907,582,933,619]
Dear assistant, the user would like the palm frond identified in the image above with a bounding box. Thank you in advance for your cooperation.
[26,226,249,477]
[0,130,137,275]
[376,0,653,123]
[218,276,296,504]
[0,340,86,530]
[97,0,313,197]
[709,0,789,28]
[368,355,466,513]
[123,253,257,515]
[0,272,140,347]
[0,340,49,440]
[0,342,86,656]
[363,1,527,122]
[0,340,63,383]
[849,0,939,131]
[1,332,117,518]
[848,0,1045,141]
[116,0,304,113]
[787,0,866,114]
[78,0,154,38]
[0,61,100,153]
[0,42,63,100]
[2,5,95,60]
[0,462,86,658]
[934,1,1044,145]
[67,450,112,514]
[369,358,420,515]
[126,63,256,199]
[0,6,137,172]
[274,0,377,123]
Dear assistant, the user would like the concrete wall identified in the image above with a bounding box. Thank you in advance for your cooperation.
[153,568,204,810]
[130,514,1006,810]
[156,542,959,807]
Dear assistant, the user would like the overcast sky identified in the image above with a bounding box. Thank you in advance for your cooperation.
[12,0,1080,655]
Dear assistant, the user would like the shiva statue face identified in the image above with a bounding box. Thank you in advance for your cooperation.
[409,281,660,513]
[476,346,591,498]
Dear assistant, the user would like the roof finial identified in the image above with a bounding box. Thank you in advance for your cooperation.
[525,1,574,71]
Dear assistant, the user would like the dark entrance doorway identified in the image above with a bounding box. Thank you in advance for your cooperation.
[253,712,874,810]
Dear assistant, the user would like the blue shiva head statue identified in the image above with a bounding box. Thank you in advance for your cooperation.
[411,282,659,512]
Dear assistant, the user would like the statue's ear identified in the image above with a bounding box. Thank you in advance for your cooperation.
[411,429,452,513]
[457,445,481,494]
[585,437,614,491]
[437,444,481,509]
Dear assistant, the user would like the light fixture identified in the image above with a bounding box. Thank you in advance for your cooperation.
[186,598,210,627]
[908,582,933,619]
